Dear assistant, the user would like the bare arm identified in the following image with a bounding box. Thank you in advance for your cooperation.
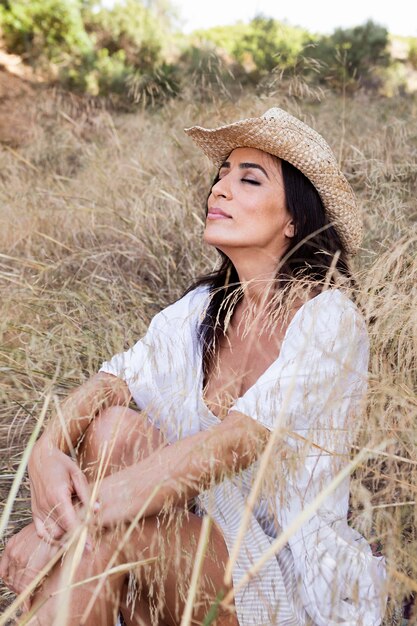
[29,372,131,540]
[38,372,131,452]
[95,410,269,527]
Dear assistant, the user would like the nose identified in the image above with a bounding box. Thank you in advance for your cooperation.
[211,174,232,199]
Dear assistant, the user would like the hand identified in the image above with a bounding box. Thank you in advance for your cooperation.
[93,467,136,529]
[0,522,59,598]
[28,440,90,542]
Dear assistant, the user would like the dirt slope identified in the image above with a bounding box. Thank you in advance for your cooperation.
[0,49,40,146]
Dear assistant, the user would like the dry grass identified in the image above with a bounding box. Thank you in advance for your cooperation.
[0,79,416,624]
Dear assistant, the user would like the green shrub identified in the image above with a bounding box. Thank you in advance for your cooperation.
[83,0,167,73]
[58,0,178,101]
[191,16,309,79]
[234,16,309,75]
[60,47,133,96]
[60,50,179,104]
[311,20,390,89]
[191,22,249,58]
[126,61,180,106]
[0,0,92,64]
[176,42,239,98]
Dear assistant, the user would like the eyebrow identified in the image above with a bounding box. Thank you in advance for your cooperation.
[219,161,270,179]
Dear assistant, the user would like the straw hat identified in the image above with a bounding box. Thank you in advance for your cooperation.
[184,107,362,255]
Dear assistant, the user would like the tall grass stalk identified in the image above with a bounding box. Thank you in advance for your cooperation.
[180,515,213,626]
[0,395,49,538]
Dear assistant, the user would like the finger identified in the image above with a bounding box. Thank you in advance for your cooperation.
[33,516,51,542]
[42,517,66,541]
[70,466,91,507]
[41,482,81,536]
[34,515,64,543]
[55,499,83,535]
[7,559,16,593]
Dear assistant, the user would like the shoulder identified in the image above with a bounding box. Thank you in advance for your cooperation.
[286,288,368,352]
[148,285,210,333]
[297,288,365,327]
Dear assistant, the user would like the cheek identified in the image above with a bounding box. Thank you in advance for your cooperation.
[251,196,287,228]
[248,200,290,244]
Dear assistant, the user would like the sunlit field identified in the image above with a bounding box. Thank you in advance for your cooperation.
[0,79,416,624]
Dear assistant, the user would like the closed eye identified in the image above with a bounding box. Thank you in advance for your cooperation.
[242,178,260,185]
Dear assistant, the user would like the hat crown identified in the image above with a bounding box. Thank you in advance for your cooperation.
[261,107,284,121]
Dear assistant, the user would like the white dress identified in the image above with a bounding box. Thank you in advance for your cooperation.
[100,286,387,626]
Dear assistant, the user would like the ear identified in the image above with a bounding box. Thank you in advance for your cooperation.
[284,219,295,239]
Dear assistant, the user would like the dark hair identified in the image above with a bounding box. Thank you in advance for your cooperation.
[185,158,352,377]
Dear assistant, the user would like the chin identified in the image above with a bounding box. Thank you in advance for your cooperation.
[204,225,237,247]
[204,232,233,249]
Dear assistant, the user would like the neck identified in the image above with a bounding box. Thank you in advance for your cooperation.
[224,246,287,307]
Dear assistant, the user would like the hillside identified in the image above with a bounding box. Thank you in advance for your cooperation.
[0,50,37,146]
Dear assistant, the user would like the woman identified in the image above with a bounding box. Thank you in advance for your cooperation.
[0,107,386,625]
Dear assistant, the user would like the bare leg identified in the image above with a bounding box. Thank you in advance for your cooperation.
[77,405,168,480]
[120,512,238,626]
[25,405,167,624]
[26,511,237,626]
[26,407,237,625]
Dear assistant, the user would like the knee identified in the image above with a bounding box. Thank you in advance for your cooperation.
[88,406,131,451]
[79,406,139,474]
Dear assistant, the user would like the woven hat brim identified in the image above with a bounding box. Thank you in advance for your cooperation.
[185,116,362,255]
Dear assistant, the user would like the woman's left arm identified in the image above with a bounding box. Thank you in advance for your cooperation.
[95,411,268,527]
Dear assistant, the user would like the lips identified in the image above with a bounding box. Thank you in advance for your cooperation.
[207,207,232,219]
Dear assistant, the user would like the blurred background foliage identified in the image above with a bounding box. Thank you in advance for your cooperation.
[0,0,416,103]
[0,0,92,62]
